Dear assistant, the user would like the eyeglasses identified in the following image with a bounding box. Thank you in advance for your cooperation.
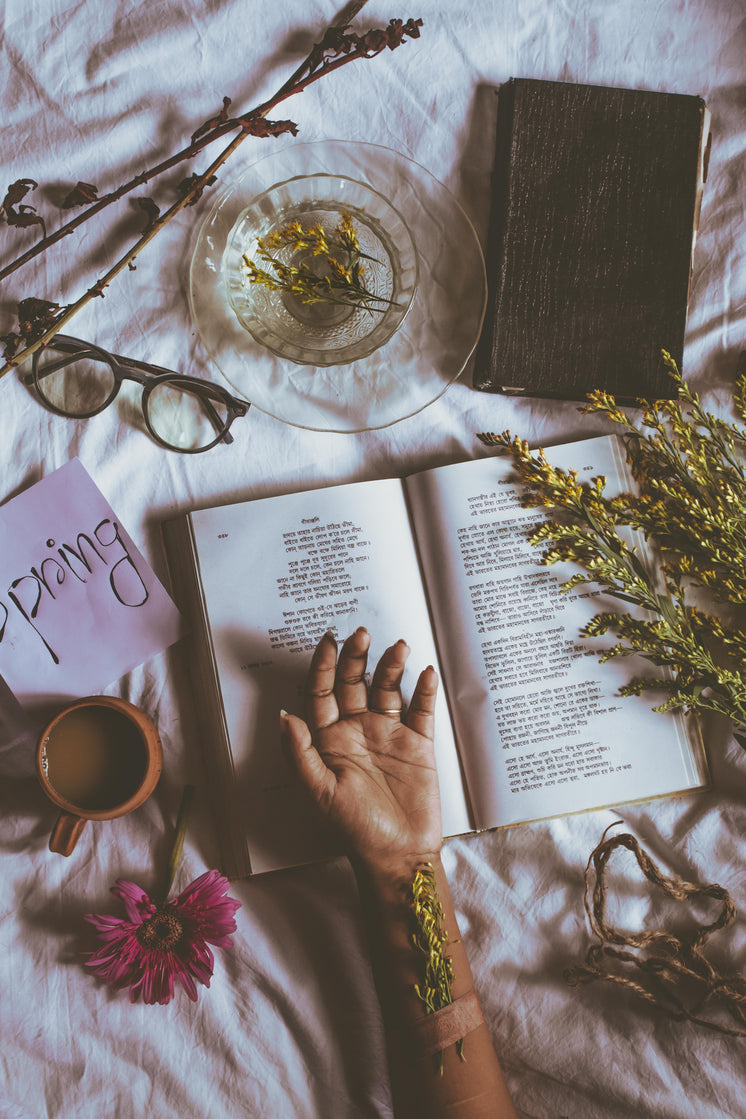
[26,334,250,453]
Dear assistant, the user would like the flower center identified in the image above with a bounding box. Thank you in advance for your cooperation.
[136,909,184,950]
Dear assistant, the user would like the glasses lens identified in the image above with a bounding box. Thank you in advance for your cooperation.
[146,380,231,451]
[34,350,117,416]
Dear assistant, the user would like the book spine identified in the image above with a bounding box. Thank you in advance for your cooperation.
[472,78,517,392]
[161,516,251,879]
[687,104,711,306]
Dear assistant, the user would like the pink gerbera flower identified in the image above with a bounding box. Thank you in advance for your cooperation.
[85,869,240,1005]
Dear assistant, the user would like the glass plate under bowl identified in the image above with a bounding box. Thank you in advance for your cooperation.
[189,140,487,433]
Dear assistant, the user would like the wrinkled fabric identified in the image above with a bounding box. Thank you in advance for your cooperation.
[1,1,744,1116]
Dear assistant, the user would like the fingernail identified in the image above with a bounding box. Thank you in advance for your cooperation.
[355,626,368,635]
[396,638,409,647]
[322,631,337,643]
[280,708,289,720]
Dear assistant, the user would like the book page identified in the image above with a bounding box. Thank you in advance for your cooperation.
[189,478,471,873]
[406,436,705,831]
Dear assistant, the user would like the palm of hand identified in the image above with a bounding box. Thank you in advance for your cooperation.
[284,630,444,867]
[313,713,442,864]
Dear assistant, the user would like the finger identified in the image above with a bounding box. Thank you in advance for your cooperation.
[405,664,438,740]
[282,711,336,815]
[368,639,409,717]
[334,626,371,718]
[305,632,340,731]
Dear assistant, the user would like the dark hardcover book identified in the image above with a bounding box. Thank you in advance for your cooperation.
[473,79,710,403]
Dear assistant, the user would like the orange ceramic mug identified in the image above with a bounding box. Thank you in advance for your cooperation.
[36,695,163,856]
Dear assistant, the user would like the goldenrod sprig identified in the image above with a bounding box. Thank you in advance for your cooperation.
[582,354,746,602]
[410,862,465,1071]
[242,212,398,313]
[477,354,746,749]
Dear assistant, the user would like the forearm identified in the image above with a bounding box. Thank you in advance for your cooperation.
[352,852,517,1119]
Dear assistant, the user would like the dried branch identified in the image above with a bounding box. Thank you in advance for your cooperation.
[0,14,423,379]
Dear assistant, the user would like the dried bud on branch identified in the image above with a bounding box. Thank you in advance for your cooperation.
[61,182,99,208]
[135,197,161,234]
[177,173,218,205]
[18,297,67,342]
[1,178,46,238]
[240,117,299,138]
[191,96,233,144]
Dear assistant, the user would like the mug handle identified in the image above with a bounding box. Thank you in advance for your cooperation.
[49,812,88,856]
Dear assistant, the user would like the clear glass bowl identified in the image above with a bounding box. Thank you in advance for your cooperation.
[223,174,418,366]
[189,140,487,433]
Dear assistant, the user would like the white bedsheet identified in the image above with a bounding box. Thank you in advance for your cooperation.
[1,2,745,1116]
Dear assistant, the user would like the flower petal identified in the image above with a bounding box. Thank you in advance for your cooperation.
[111,880,155,924]
[137,952,175,1005]
[173,957,200,1001]
[174,869,225,909]
[173,871,240,945]
[84,913,133,936]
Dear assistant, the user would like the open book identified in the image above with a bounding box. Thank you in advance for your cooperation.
[164,435,707,876]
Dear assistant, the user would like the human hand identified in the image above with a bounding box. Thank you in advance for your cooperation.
[282,628,442,872]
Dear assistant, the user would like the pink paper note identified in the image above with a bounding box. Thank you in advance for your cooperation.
[0,460,182,706]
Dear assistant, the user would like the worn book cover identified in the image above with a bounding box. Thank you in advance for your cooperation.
[473,78,710,402]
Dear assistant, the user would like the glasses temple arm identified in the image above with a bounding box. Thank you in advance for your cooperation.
[24,353,79,384]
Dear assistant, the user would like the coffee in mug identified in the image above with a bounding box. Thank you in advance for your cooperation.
[37,696,162,856]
